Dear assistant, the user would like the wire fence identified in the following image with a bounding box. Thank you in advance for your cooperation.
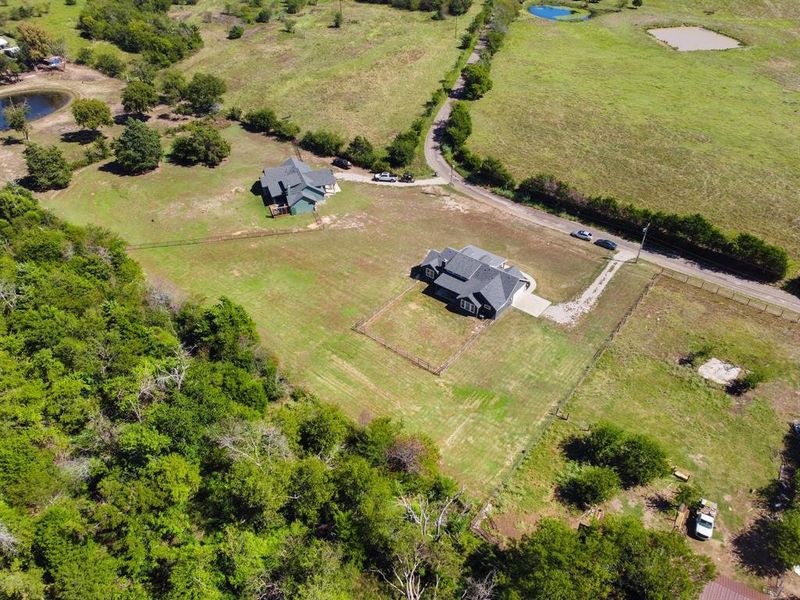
[658,267,800,323]
[353,282,493,376]
[127,218,325,251]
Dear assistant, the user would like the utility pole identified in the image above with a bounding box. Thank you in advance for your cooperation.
[635,222,650,263]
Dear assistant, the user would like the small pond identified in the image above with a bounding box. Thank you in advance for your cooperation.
[528,4,589,21]
[0,91,71,130]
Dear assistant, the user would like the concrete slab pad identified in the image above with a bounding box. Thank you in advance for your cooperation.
[513,288,551,317]
[698,358,741,385]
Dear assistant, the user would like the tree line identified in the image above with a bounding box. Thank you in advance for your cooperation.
[0,185,717,598]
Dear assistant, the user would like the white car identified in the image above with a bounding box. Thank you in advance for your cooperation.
[571,229,593,241]
[695,499,717,540]
[372,172,398,183]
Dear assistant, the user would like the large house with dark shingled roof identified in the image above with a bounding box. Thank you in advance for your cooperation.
[260,157,339,216]
[413,245,529,319]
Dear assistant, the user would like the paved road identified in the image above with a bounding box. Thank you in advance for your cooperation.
[423,45,800,314]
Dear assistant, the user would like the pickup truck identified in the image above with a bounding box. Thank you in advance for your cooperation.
[695,499,717,540]
[372,172,398,183]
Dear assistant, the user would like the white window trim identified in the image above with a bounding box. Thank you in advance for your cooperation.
[425,267,435,279]
[460,299,476,314]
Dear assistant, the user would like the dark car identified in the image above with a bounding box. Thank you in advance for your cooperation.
[332,157,352,169]
[400,173,415,183]
[594,239,618,251]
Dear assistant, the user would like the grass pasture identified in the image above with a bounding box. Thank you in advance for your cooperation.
[42,130,656,494]
[467,0,800,260]
[174,0,478,146]
[363,285,485,369]
[493,275,800,542]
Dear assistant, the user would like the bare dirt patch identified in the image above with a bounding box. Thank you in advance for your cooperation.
[648,26,742,51]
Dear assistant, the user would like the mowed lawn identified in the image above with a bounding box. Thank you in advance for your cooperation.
[467,0,800,259]
[174,0,478,146]
[42,130,654,494]
[494,275,800,536]
[365,286,485,367]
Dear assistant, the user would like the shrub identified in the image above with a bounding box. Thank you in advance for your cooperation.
[93,52,125,78]
[23,143,71,190]
[282,16,296,32]
[272,119,300,141]
[444,101,471,149]
[78,0,202,66]
[71,98,113,131]
[461,63,492,99]
[255,7,271,21]
[673,483,703,510]
[332,10,342,27]
[772,508,800,569]
[386,129,418,167]
[476,155,514,189]
[170,124,231,167]
[121,80,159,115]
[485,30,505,55]
[447,0,471,15]
[113,119,161,174]
[184,72,226,114]
[561,466,621,508]
[83,136,111,163]
[299,129,345,157]
[224,105,242,121]
[159,69,187,105]
[243,108,278,133]
[343,136,377,168]
[228,24,244,39]
[576,423,669,488]
[515,174,789,281]
[74,46,93,65]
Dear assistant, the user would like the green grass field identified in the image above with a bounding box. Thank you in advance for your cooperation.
[0,0,127,58]
[174,0,477,146]
[493,275,800,537]
[467,0,800,261]
[42,128,656,495]
[364,285,485,367]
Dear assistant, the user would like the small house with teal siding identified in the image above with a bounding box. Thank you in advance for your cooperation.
[260,157,339,217]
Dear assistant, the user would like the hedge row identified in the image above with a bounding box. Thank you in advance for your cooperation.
[355,0,472,17]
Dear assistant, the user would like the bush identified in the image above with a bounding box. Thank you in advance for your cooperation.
[23,143,71,190]
[228,24,244,39]
[673,483,702,510]
[92,52,125,77]
[476,155,514,190]
[83,136,111,163]
[122,80,159,114]
[224,105,242,121]
[255,7,271,21]
[299,130,345,157]
[74,46,93,65]
[444,101,471,149]
[343,136,376,168]
[461,63,492,99]
[515,174,790,281]
[78,0,202,66]
[576,423,669,488]
[386,129,418,168]
[561,466,621,508]
[243,108,278,133]
[333,10,342,27]
[485,30,505,55]
[113,119,161,174]
[282,16,296,32]
[170,124,231,167]
[159,69,187,105]
[184,72,226,114]
[448,0,471,15]
[772,508,800,569]
[272,119,300,141]
[71,98,113,131]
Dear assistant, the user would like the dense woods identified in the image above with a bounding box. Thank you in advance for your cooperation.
[0,186,715,598]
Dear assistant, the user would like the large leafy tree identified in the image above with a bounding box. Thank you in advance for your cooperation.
[22,143,71,190]
[122,80,159,115]
[2,102,29,140]
[71,98,113,132]
[184,72,226,114]
[113,119,162,174]
[169,124,231,167]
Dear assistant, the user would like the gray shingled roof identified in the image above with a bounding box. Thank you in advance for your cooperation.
[260,158,335,208]
[425,246,527,312]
